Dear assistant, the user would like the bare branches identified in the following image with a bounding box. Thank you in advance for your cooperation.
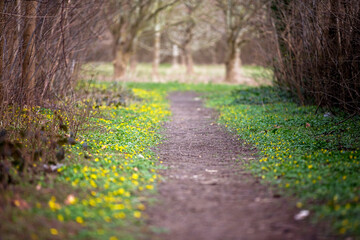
[104,0,178,79]
[270,0,360,113]
[216,0,268,82]
[0,0,105,107]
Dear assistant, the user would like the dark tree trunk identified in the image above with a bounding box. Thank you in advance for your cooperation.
[22,0,37,105]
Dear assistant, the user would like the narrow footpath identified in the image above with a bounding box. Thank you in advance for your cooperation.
[147,92,330,240]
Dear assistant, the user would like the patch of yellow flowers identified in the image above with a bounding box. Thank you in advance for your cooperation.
[48,87,170,237]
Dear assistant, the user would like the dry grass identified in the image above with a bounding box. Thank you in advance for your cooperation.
[81,62,273,86]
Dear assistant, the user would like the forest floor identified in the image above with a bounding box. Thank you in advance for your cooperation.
[145,91,331,240]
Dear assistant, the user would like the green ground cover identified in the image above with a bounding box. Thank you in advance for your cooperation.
[0,83,170,240]
[127,81,360,237]
[1,73,359,239]
[205,86,360,237]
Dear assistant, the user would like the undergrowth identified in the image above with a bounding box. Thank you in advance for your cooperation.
[206,86,360,237]
[0,82,170,240]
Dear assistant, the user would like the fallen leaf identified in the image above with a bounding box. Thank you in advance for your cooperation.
[294,210,310,220]
[12,198,30,210]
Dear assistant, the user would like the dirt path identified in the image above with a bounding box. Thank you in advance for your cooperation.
[146,92,330,240]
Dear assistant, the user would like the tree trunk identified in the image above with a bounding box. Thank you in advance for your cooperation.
[329,0,341,60]
[180,53,186,67]
[0,1,4,81]
[113,47,130,80]
[0,1,4,101]
[22,0,37,105]
[130,42,137,73]
[130,53,137,73]
[171,45,179,69]
[328,0,341,107]
[225,45,239,83]
[183,44,193,75]
[235,47,241,67]
[152,22,161,81]
[185,50,194,75]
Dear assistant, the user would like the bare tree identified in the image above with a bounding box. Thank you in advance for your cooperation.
[152,0,161,80]
[0,0,104,106]
[104,0,177,80]
[269,0,360,112]
[216,0,266,83]
[166,0,221,75]
[167,0,201,75]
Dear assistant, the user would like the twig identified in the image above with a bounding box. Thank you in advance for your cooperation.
[315,113,356,137]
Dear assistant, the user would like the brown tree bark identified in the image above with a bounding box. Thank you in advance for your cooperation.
[225,43,239,83]
[329,0,341,54]
[327,0,341,107]
[130,53,138,73]
[22,0,37,105]
[184,48,194,75]
[0,1,4,77]
[113,47,130,79]
[7,1,20,78]
[0,1,4,101]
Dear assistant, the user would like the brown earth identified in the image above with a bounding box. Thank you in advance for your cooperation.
[145,92,334,240]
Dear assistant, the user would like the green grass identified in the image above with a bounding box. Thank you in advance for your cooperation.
[205,86,360,237]
[241,65,273,84]
[125,82,360,238]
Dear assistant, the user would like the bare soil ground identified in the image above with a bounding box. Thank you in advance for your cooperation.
[146,92,334,240]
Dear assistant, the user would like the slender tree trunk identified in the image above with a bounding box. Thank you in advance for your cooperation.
[9,1,20,76]
[328,0,341,107]
[171,44,179,69]
[0,1,4,100]
[224,0,238,83]
[329,0,341,56]
[350,4,360,102]
[0,1,4,81]
[185,50,194,75]
[22,0,37,105]
[152,21,161,81]
[41,6,63,99]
